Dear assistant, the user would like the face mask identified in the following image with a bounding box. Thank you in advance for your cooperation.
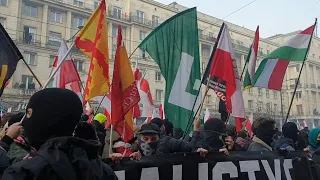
[203,130,226,150]
[138,139,159,156]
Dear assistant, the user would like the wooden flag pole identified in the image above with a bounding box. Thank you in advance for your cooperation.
[42,42,75,89]
[285,19,317,123]
[21,58,43,88]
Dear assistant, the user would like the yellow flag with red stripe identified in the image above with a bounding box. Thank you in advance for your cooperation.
[74,0,109,103]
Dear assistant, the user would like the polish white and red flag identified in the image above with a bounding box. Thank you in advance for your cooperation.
[208,23,246,132]
[50,39,82,101]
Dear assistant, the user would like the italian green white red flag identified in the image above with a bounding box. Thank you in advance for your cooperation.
[243,26,259,89]
[254,24,315,90]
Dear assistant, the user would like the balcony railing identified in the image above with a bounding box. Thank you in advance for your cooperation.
[107,10,130,22]
[16,34,41,46]
[131,16,152,26]
[3,88,37,96]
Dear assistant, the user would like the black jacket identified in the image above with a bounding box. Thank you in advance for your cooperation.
[0,135,14,176]
[273,137,295,151]
[2,137,117,180]
[91,120,106,155]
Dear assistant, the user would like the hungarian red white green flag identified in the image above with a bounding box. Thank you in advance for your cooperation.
[253,24,315,90]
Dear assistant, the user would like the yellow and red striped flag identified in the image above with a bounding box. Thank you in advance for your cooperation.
[74,0,109,103]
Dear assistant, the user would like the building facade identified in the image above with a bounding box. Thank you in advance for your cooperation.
[0,0,317,127]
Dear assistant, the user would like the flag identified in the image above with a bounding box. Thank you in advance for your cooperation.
[133,66,141,119]
[75,0,110,103]
[0,23,23,96]
[243,26,259,89]
[159,103,164,119]
[254,24,315,90]
[139,78,154,117]
[204,108,210,123]
[111,25,140,142]
[94,94,111,128]
[206,23,246,131]
[302,120,308,128]
[85,103,93,122]
[139,8,201,130]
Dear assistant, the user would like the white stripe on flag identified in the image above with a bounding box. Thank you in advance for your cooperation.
[217,25,235,60]
[254,59,279,88]
[283,34,311,49]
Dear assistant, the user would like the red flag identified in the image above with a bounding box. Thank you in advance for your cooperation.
[111,25,140,142]
[159,103,164,119]
[133,67,141,118]
[208,23,245,132]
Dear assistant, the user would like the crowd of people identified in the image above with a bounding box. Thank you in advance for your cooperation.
[0,88,319,179]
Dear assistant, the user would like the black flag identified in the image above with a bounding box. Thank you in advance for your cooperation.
[0,23,23,96]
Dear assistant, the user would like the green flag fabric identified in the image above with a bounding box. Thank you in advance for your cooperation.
[139,8,201,130]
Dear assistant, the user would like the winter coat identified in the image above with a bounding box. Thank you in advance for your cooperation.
[0,135,13,176]
[7,136,36,164]
[272,137,295,151]
[2,137,118,180]
[235,137,248,148]
[91,120,106,155]
[102,130,121,158]
[247,136,273,152]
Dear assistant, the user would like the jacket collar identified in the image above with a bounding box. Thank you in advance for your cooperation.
[252,136,272,151]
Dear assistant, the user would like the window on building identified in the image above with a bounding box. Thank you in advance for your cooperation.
[201,62,206,73]
[73,0,84,7]
[24,52,36,65]
[23,26,36,43]
[155,71,161,81]
[0,0,7,7]
[296,104,303,115]
[198,29,203,38]
[136,10,144,23]
[74,60,84,72]
[267,50,270,55]
[258,88,262,95]
[72,15,85,28]
[0,17,5,27]
[266,103,271,111]
[259,47,263,52]
[248,100,253,109]
[49,55,55,68]
[295,65,300,72]
[113,6,122,19]
[155,89,163,101]
[23,4,38,17]
[50,10,62,23]
[266,90,269,98]
[201,44,211,58]
[312,54,315,58]
[248,88,253,94]
[140,31,146,40]
[273,91,277,98]
[152,15,159,27]
[209,32,214,37]
[48,31,62,46]
[274,104,278,112]
[206,95,212,105]
[296,91,302,99]
[258,101,263,111]
[140,49,146,59]
[21,75,35,90]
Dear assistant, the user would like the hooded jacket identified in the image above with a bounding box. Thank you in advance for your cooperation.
[272,137,295,151]
[2,137,117,180]
[247,136,273,152]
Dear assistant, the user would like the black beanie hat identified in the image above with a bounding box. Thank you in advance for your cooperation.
[204,118,226,133]
[22,88,83,149]
[225,124,237,137]
[282,122,299,141]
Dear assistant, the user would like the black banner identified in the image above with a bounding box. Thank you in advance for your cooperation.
[104,151,312,180]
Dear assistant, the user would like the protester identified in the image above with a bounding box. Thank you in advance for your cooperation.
[308,128,320,155]
[173,128,184,140]
[150,118,166,135]
[273,122,298,151]
[194,118,229,155]
[102,128,121,158]
[296,130,309,151]
[91,113,107,155]
[2,88,117,179]
[225,124,245,151]
[163,119,173,136]
[247,117,276,152]
[235,130,249,149]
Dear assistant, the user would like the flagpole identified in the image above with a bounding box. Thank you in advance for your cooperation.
[285,19,317,123]
[21,58,43,88]
[240,55,249,81]
[42,42,75,89]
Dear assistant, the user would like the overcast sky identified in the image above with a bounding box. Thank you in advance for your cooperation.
[157,0,320,38]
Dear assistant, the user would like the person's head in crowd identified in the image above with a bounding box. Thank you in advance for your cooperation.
[22,88,83,149]
[137,123,160,156]
[93,113,107,126]
[203,118,226,150]
[308,128,320,151]
[296,130,309,150]
[150,118,166,135]
[238,130,249,139]
[252,117,276,146]
[225,124,237,139]
[0,113,13,128]
[163,119,173,136]
[173,128,183,139]
[282,122,299,142]
[74,121,98,141]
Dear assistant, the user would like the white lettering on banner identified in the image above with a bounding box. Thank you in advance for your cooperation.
[173,165,182,180]
[240,160,260,180]
[262,159,281,180]
[140,167,159,180]
[168,52,201,111]
[115,170,125,180]
[212,162,238,180]
[198,163,208,180]
[283,159,293,180]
